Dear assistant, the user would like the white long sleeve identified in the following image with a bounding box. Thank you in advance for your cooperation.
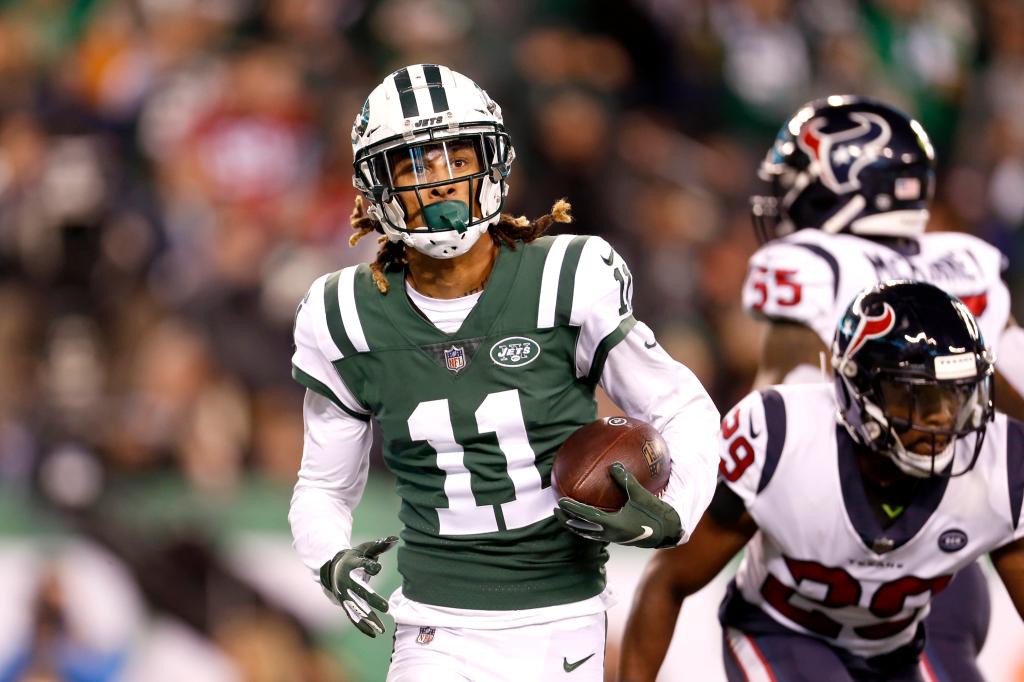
[598,321,721,543]
[288,389,374,573]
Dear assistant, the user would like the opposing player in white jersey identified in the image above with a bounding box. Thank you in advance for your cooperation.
[620,281,1024,681]
[741,96,1024,403]
[622,96,1023,681]
[288,64,720,681]
[738,96,1024,681]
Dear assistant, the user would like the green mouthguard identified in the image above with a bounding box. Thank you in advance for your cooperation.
[422,200,470,233]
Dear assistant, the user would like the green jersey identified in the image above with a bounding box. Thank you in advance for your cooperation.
[291,234,637,610]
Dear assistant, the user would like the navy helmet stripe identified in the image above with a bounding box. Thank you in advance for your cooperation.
[422,64,450,114]
[392,68,419,119]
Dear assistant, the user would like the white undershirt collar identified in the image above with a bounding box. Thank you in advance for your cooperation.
[405,281,482,334]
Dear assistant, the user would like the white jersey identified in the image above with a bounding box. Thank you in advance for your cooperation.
[719,383,1024,658]
[741,229,1011,356]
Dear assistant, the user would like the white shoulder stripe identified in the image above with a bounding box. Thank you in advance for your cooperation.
[338,266,370,353]
[309,274,344,361]
[570,236,608,326]
[537,234,575,329]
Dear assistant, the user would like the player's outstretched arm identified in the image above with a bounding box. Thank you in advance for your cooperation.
[752,319,829,389]
[618,485,757,682]
[593,322,721,545]
[289,390,374,571]
[991,536,1024,619]
[289,390,389,637]
[571,238,721,542]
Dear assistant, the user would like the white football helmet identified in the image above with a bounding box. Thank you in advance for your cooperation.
[351,64,515,259]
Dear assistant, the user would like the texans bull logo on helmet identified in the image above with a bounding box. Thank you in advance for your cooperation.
[845,301,896,359]
[797,112,892,195]
[750,96,936,242]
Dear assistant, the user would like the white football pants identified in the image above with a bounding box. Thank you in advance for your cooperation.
[386,612,607,682]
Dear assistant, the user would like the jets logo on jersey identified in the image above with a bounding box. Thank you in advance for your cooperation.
[798,112,891,194]
[444,345,467,373]
[845,302,895,358]
[490,337,541,368]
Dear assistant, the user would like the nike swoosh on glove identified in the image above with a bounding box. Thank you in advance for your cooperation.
[553,463,682,548]
[319,536,398,637]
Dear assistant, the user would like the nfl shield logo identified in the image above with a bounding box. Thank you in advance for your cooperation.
[641,440,663,477]
[444,345,466,373]
[416,626,436,645]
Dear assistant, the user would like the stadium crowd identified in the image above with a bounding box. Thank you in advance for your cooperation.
[1,0,1022,680]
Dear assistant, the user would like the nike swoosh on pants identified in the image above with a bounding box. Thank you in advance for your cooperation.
[563,653,595,672]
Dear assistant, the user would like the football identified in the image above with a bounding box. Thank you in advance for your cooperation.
[552,416,671,511]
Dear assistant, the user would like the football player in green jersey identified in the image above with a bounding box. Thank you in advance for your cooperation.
[288,64,721,681]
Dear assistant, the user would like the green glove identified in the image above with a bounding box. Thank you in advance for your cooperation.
[553,463,682,548]
[319,536,398,637]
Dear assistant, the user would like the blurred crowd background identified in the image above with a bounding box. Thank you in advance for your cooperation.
[2,0,1023,680]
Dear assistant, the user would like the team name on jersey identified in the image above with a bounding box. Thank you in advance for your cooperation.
[848,558,903,569]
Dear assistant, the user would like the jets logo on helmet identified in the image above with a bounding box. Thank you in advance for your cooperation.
[350,64,515,259]
[798,112,891,195]
[352,99,371,145]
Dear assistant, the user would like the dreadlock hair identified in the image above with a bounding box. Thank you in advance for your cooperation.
[349,195,573,294]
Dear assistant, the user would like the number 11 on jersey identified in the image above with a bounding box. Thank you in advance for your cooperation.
[407,389,557,536]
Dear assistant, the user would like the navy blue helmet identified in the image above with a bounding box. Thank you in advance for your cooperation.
[831,281,994,478]
[751,96,935,244]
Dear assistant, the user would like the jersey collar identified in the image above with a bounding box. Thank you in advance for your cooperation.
[835,425,949,554]
[382,240,522,344]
